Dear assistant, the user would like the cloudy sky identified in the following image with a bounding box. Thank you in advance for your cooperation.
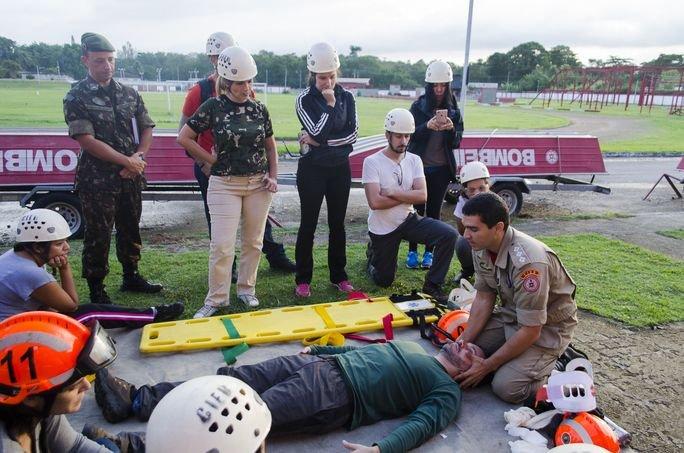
[2,0,682,65]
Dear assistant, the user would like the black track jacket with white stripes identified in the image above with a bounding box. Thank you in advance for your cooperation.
[295,84,358,166]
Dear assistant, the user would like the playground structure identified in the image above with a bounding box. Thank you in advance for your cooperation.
[531,65,684,115]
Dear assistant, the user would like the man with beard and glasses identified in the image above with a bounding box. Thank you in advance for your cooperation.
[362,109,458,303]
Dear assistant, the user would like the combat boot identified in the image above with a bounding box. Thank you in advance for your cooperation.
[121,272,163,293]
[94,369,135,423]
[267,254,296,273]
[88,279,113,305]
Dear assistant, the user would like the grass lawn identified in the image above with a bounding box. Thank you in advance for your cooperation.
[0,80,566,137]
[2,79,681,150]
[656,228,684,240]
[513,99,684,153]
[5,233,679,328]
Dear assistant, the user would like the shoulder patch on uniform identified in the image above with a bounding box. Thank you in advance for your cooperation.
[520,269,541,293]
[511,244,531,266]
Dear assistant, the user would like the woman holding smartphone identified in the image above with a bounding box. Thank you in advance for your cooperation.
[406,60,464,270]
[178,46,278,317]
[293,42,358,298]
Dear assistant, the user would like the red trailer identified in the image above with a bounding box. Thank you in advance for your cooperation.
[347,133,610,214]
[0,132,197,237]
[1,132,610,236]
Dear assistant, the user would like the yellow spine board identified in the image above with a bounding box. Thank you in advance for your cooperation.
[140,296,437,353]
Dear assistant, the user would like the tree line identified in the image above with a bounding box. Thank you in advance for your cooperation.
[0,35,681,91]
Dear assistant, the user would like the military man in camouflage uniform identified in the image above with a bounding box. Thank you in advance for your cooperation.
[454,192,578,405]
[63,32,162,304]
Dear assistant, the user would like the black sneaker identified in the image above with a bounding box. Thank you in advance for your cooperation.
[268,255,296,273]
[94,369,135,423]
[422,281,448,304]
[153,302,185,322]
[121,273,163,293]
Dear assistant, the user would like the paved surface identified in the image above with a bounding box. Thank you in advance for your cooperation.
[67,328,518,452]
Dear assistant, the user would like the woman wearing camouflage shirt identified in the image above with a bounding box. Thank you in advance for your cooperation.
[178,46,278,318]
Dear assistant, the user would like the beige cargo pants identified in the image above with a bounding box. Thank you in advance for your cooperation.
[473,313,560,404]
[204,174,272,307]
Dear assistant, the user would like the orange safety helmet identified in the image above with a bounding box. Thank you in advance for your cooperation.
[435,310,469,343]
[555,412,620,453]
[0,312,117,405]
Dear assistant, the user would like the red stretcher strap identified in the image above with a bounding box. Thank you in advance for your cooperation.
[344,313,394,344]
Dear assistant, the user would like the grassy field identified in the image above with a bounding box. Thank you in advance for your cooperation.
[656,228,684,240]
[3,233,679,328]
[2,79,682,151]
[513,98,684,152]
[0,79,567,137]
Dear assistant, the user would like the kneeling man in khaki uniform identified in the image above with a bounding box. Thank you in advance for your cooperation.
[455,192,577,404]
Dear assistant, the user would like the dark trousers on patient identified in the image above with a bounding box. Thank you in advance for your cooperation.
[132,354,352,435]
[367,213,457,287]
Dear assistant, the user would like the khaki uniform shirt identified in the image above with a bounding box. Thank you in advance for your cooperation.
[473,227,578,353]
[63,75,155,192]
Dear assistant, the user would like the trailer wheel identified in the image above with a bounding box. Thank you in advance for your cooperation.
[492,183,523,216]
[32,193,84,239]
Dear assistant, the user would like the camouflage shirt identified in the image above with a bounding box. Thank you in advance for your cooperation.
[187,95,272,176]
[63,75,155,191]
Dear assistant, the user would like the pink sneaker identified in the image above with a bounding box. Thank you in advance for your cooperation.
[333,280,355,293]
[295,283,311,298]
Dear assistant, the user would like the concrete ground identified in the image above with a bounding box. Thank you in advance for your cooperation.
[68,328,518,452]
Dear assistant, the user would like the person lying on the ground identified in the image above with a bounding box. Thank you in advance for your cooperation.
[93,340,485,453]
[0,209,184,327]
[454,192,578,405]
[0,312,118,452]
[363,108,458,303]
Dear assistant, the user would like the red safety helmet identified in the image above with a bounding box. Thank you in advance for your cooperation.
[0,312,117,405]
[555,412,620,453]
[435,310,469,343]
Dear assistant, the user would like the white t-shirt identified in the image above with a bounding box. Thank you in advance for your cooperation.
[362,150,425,235]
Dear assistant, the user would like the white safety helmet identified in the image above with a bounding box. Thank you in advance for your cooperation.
[217,46,258,81]
[15,209,71,243]
[425,60,453,83]
[206,32,236,56]
[307,42,340,73]
[146,375,271,453]
[459,161,490,184]
[384,108,415,134]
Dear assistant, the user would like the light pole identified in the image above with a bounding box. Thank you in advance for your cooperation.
[459,0,474,119]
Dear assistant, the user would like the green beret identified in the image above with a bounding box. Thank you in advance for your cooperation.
[81,33,115,53]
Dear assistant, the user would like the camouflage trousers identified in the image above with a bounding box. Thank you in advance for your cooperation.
[79,181,142,280]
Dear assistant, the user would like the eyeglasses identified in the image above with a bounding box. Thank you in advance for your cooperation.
[393,163,404,186]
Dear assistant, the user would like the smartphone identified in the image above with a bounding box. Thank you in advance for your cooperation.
[298,130,310,156]
[436,109,448,124]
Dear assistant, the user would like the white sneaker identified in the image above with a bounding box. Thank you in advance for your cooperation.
[237,294,259,308]
[193,304,220,318]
